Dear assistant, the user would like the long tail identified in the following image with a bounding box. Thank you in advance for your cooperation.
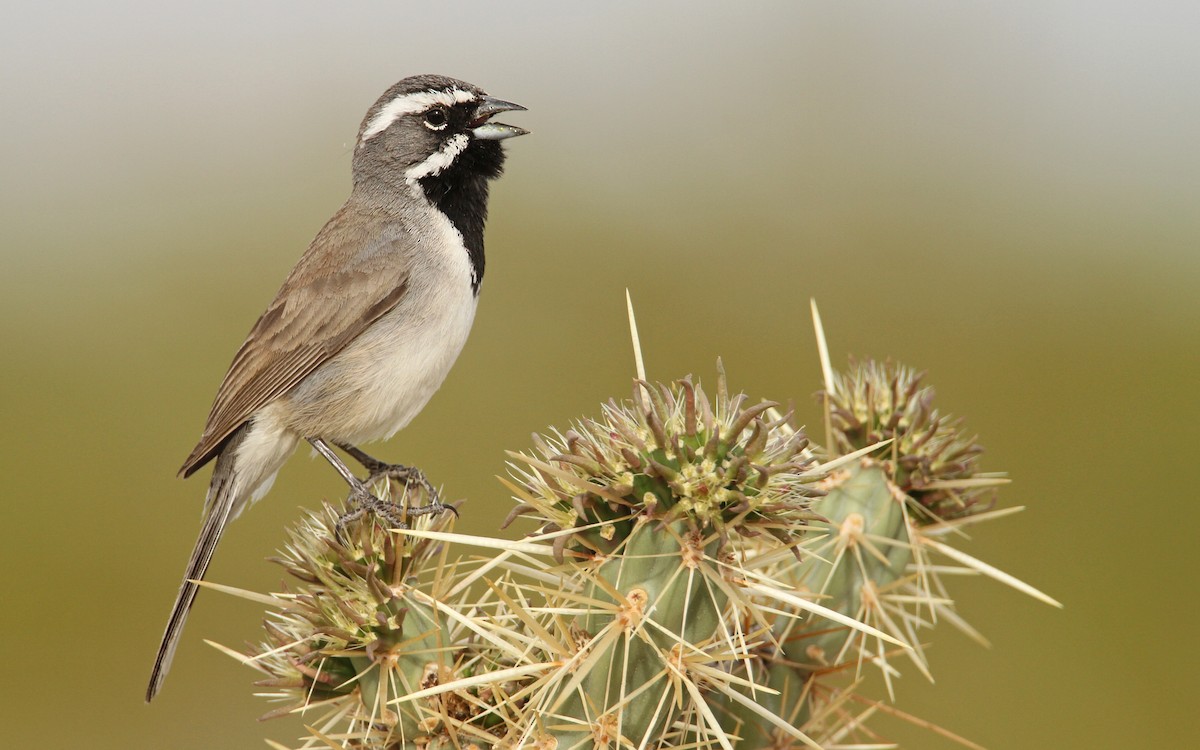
[145,433,245,703]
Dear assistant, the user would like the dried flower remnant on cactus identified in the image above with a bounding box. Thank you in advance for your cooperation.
[821,358,992,520]
[505,367,827,555]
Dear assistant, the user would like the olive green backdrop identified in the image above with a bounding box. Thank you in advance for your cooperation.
[2,2,1195,748]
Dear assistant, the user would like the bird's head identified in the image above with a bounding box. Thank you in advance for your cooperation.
[352,74,527,192]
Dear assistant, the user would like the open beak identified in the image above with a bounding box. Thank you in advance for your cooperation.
[471,96,529,141]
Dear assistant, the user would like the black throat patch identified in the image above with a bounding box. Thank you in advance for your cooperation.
[417,140,506,294]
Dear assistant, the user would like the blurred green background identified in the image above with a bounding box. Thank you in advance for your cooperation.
[2,1,1196,747]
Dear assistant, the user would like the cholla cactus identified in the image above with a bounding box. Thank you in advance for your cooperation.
[217,341,1059,749]
[822,359,991,521]
[221,489,465,746]
[498,371,843,748]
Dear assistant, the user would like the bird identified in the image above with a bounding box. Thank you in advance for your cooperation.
[145,74,527,702]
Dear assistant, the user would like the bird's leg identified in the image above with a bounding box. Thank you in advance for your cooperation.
[334,443,395,478]
[333,441,457,520]
[308,437,407,531]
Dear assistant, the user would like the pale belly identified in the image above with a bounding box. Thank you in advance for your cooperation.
[276,281,479,445]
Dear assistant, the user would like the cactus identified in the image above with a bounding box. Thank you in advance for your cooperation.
[214,316,1059,749]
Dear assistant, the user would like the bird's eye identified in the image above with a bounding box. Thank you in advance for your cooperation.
[424,107,448,130]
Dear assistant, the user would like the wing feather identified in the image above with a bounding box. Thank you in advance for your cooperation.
[180,210,411,477]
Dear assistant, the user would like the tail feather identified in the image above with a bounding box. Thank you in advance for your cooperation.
[146,433,244,703]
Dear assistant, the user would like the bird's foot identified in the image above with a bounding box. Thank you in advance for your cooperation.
[337,481,409,535]
[335,443,459,520]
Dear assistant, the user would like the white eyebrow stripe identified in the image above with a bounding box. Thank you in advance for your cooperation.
[404,133,470,183]
[360,88,478,143]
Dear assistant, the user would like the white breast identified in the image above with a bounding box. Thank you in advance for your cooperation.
[280,198,479,445]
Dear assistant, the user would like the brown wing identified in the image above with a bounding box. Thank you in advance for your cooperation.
[180,209,411,477]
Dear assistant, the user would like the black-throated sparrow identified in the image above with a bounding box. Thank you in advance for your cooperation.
[146,74,527,702]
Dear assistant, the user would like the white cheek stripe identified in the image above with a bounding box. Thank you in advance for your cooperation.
[404,133,470,183]
[360,88,477,143]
